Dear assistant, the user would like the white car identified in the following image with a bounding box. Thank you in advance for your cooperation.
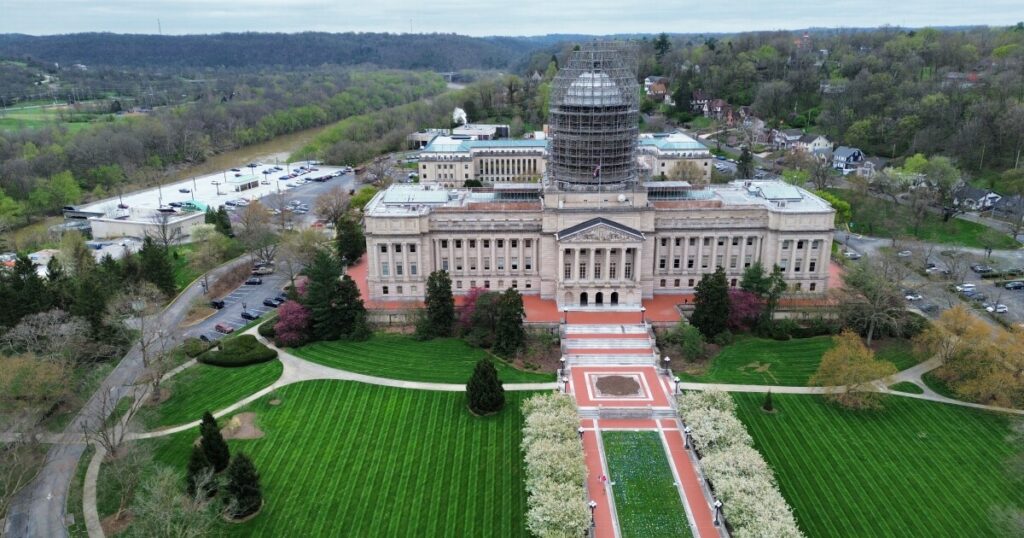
[905,293,922,301]
[955,283,976,292]
[897,250,912,257]
[843,250,862,260]
[986,304,1009,314]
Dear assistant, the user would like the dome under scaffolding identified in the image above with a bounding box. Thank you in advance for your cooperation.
[548,42,639,191]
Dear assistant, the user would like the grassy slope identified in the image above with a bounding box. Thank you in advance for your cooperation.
[144,360,283,428]
[828,189,1018,249]
[602,431,693,538]
[889,381,925,394]
[291,334,553,384]
[148,380,533,537]
[684,336,920,386]
[734,393,1024,537]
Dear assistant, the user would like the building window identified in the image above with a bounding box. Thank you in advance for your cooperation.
[511,239,518,248]
[717,237,725,246]
[782,240,791,250]
[526,281,532,289]
[701,257,708,269]
[396,286,403,294]
[394,244,402,253]
[497,239,504,248]
[411,285,417,294]
[797,240,805,250]
[512,280,518,289]
[690,237,697,246]
[660,279,666,287]
[795,283,803,291]
[673,258,680,269]
[659,258,667,270]
[441,239,448,248]
[564,264,572,279]
[675,237,682,247]
[396,263,403,276]
[410,263,418,276]
[455,239,462,249]
[732,237,740,246]
[409,244,417,253]
[687,278,695,287]
[661,237,668,246]
[484,259,491,270]
[687,257,695,269]
[379,244,388,253]
[624,263,632,280]
[382,286,389,295]
[483,239,490,248]
[730,256,738,269]
[674,279,680,287]
[525,239,532,248]
[469,239,476,248]
[498,280,504,288]
[456,258,463,271]
[609,263,617,279]
[779,259,788,271]
[381,262,389,276]
[512,258,519,270]
[746,237,754,246]
[795,259,802,272]
[456,280,463,289]
[809,260,817,272]
[470,280,476,288]
[484,280,491,289]
[730,278,737,287]
[497,257,505,270]
[525,257,532,270]
[594,264,602,279]
[703,237,711,246]
[809,283,817,291]
[812,240,821,250]
[579,264,587,279]
[441,259,449,271]
[744,255,752,268]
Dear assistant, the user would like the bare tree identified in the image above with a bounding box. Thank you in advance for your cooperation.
[236,201,278,265]
[841,259,905,346]
[107,283,168,370]
[278,229,325,291]
[0,422,45,520]
[263,191,295,230]
[878,248,914,291]
[105,443,152,521]
[365,157,394,187]
[313,186,351,225]
[127,465,219,537]
[147,211,184,250]
[939,248,971,285]
[81,385,145,458]
[1,309,91,362]
[189,224,231,292]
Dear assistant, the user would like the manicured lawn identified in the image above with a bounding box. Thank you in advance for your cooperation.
[291,334,553,384]
[733,393,1024,537]
[148,380,533,537]
[144,360,282,428]
[889,381,924,394]
[827,189,1019,249]
[685,336,834,386]
[922,370,959,400]
[683,336,922,386]
[603,431,693,538]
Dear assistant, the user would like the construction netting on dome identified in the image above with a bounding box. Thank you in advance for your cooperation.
[549,42,640,191]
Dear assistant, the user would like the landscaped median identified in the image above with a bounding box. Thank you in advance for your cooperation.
[602,431,692,537]
[677,390,803,537]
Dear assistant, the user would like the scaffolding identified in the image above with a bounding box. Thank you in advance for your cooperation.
[548,42,640,192]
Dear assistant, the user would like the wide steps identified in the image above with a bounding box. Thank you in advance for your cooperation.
[564,338,653,350]
[565,354,658,366]
[564,324,648,335]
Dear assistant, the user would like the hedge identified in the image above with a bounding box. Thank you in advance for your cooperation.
[198,335,278,367]
[183,337,213,358]
[257,320,276,339]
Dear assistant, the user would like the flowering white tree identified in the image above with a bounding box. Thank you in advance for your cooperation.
[685,407,751,454]
[521,393,588,538]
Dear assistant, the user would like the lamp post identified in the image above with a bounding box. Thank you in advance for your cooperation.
[713,499,723,526]
[662,356,671,375]
[578,426,584,440]
[562,376,570,393]
[641,306,646,324]
[683,425,692,449]
[674,376,681,395]
[559,357,566,377]
[588,499,597,527]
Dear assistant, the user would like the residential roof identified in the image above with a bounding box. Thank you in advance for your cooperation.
[955,185,994,201]
[833,146,861,159]
[556,217,645,241]
[799,133,826,143]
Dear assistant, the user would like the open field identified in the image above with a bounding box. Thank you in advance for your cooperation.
[0,103,118,132]
[733,393,1024,537]
[682,336,920,386]
[291,334,553,384]
[603,431,692,538]
[143,360,282,428]
[142,380,533,536]
[827,189,1019,250]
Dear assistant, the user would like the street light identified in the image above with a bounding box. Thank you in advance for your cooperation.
[683,425,692,449]
[588,499,597,527]
[674,376,681,395]
[562,376,570,393]
[713,499,723,526]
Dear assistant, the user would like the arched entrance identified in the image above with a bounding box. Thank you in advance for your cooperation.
[579,292,588,306]
[610,292,619,305]
[595,292,604,306]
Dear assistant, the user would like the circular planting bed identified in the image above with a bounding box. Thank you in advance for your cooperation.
[594,375,643,397]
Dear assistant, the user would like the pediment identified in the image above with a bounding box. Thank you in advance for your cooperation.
[557,218,644,243]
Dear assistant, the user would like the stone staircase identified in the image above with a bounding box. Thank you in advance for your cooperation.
[561,321,658,366]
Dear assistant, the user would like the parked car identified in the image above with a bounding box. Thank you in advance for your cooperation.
[990,304,1009,314]
[843,250,862,260]
[215,323,234,334]
[263,298,280,308]
[252,266,274,276]
[210,299,226,309]
[904,292,923,301]
[230,168,241,172]
[918,303,938,313]
[1005,281,1024,290]
[178,187,190,193]
[241,311,258,321]
[274,294,288,304]
[897,250,912,257]
[971,264,994,274]
[245,277,263,285]
[954,283,976,292]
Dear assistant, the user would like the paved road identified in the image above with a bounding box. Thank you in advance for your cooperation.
[3,170,356,538]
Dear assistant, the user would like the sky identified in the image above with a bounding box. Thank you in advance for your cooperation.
[1,0,1022,36]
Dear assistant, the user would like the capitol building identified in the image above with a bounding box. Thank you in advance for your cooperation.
[362,43,836,309]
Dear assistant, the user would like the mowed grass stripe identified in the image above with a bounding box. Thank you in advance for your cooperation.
[291,333,553,384]
[733,393,1023,537]
[149,360,283,427]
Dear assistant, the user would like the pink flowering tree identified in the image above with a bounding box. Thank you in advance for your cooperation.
[727,289,763,332]
[458,287,488,331]
[274,300,311,347]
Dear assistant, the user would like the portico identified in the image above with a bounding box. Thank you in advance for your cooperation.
[556,217,644,308]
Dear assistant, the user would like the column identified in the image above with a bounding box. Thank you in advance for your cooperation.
[739,236,747,270]
[558,247,564,282]
[402,244,409,283]
[504,237,511,276]
[604,248,611,282]
[682,236,690,277]
[668,236,675,274]
[588,249,595,282]
[634,245,642,282]
[573,248,580,281]
[619,248,626,282]
[387,242,395,280]
[448,239,455,273]
[477,239,483,275]
[711,235,719,271]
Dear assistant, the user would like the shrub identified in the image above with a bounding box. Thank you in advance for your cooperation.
[274,300,311,347]
[198,335,277,367]
[257,320,276,339]
[199,412,230,473]
[183,337,212,358]
[712,329,735,346]
[467,359,505,415]
[225,453,262,519]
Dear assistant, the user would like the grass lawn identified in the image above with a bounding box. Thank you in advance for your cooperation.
[889,381,925,394]
[145,380,533,537]
[603,431,693,538]
[142,359,282,428]
[683,336,921,386]
[827,189,1018,249]
[733,393,1024,537]
[66,445,93,538]
[291,333,553,384]
[922,370,959,400]
[170,244,201,291]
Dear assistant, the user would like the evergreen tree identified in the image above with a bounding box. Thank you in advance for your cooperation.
[337,275,370,341]
[654,32,672,59]
[186,445,214,498]
[494,288,525,357]
[467,359,505,415]
[417,270,455,339]
[737,147,754,178]
[0,254,52,327]
[225,453,263,518]
[46,257,73,310]
[763,390,774,412]
[215,206,234,237]
[139,236,176,296]
[691,266,730,339]
[199,412,230,473]
[334,215,365,265]
[764,265,788,321]
[302,250,351,341]
[740,261,770,296]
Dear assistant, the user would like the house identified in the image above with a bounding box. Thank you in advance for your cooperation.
[832,146,864,174]
[648,81,669,102]
[953,185,1001,211]
[994,194,1024,218]
[793,134,831,154]
[703,99,734,124]
[855,157,888,179]
[644,76,669,95]
[770,128,804,150]
[690,90,711,114]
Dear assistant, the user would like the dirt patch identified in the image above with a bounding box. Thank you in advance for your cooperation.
[183,305,217,327]
[741,362,772,374]
[101,512,133,535]
[141,388,172,406]
[268,399,282,406]
[220,412,264,440]
[594,375,642,396]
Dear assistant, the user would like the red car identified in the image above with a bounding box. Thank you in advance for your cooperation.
[215,323,234,334]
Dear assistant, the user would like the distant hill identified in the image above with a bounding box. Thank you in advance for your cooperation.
[0,32,547,70]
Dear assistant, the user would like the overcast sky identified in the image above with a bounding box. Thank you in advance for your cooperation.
[2,0,1022,36]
